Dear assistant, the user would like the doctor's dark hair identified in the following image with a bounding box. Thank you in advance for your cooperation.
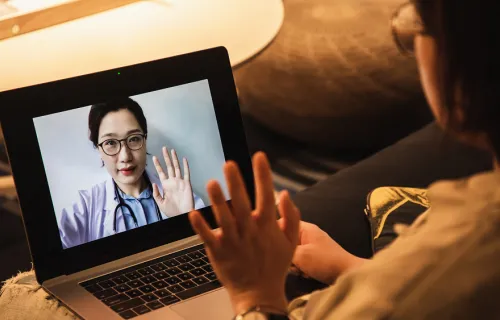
[88,97,148,148]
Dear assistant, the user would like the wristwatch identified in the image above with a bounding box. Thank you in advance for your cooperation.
[233,306,289,320]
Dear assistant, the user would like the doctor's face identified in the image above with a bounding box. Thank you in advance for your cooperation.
[97,109,147,187]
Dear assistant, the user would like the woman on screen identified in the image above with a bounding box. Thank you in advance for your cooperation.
[58,98,204,249]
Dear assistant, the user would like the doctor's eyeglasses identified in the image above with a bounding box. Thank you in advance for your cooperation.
[98,133,147,156]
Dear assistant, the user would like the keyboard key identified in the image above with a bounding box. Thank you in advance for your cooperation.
[125,289,142,298]
[176,255,192,263]
[154,289,171,298]
[94,288,118,300]
[84,283,103,293]
[188,251,204,260]
[133,305,151,315]
[190,268,206,277]
[127,280,144,288]
[125,272,141,280]
[160,295,181,306]
[180,280,197,289]
[138,267,155,276]
[202,257,209,264]
[81,278,100,287]
[103,294,130,306]
[119,309,137,319]
[202,265,213,273]
[166,267,182,275]
[140,275,157,284]
[98,280,116,289]
[191,259,206,268]
[139,285,155,294]
[151,263,167,272]
[111,297,145,313]
[176,280,222,300]
[198,248,206,256]
[167,284,184,294]
[115,284,132,293]
[178,273,193,281]
[155,271,168,280]
[112,276,128,285]
[147,301,164,310]
[165,277,181,285]
[179,263,194,272]
[141,294,158,302]
[205,272,217,281]
[163,259,180,267]
[192,276,209,286]
[152,281,168,289]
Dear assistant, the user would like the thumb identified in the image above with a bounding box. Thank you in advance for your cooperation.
[277,191,301,246]
[152,183,163,204]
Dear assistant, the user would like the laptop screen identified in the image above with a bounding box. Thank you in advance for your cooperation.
[32,79,228,249]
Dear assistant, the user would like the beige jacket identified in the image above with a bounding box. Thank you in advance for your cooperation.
[289,171,500,319]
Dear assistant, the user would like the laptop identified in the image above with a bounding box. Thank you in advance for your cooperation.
[0,47,255,319]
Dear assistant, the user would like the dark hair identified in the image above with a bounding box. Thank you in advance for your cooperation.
[417,0,500,156]
[88,97,148,148]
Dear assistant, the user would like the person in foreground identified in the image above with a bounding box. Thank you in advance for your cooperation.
[190,1,500,319]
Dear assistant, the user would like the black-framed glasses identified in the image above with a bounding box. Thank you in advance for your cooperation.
[98,133,147,156]
[391,2,425,55]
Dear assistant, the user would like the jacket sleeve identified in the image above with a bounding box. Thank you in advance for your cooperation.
[59,190,91,249]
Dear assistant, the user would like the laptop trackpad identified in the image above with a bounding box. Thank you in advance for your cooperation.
[171,289,234,320]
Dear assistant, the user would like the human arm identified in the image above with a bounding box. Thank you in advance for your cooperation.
[292,221,368,285]
[188,152,299,315]
[59,191,90,249]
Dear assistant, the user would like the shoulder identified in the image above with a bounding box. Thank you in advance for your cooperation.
[71,180,108,209]
[429,170,500,196]
[427,170,500,220]
[78,180,107,198]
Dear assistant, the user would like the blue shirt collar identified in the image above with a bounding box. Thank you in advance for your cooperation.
[116,185,152,201]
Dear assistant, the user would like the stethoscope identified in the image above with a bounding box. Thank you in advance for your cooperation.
[113,173,163,232]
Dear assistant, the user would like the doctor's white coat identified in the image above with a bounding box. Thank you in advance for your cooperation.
[58,170,205,249]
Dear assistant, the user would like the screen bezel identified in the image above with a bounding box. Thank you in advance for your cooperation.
[0,47,254,284]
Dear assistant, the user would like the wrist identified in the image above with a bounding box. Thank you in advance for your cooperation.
[334,255,367,282]
[346,255,368,271]
[230,289,288,315]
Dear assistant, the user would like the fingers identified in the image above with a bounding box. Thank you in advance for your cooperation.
[183,157,190,182]
[152,183,163,204]
[162,146,175,178]
[152,156,168,181]
[253,152,276,223]
[189,211,217,248]
[207,180,238,242]
[277,191,301,246]
[224,161,252,235]
[171,149,181,178]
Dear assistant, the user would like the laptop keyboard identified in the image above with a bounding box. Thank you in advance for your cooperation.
[80,244,221,319]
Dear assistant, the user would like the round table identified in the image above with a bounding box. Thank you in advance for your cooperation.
[0,0,284,92]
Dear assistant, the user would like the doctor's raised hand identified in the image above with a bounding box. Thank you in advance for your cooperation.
[152,146,194,217]
[188,152,301,315]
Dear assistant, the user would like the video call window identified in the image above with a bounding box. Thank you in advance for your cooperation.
[33,80,228,249]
